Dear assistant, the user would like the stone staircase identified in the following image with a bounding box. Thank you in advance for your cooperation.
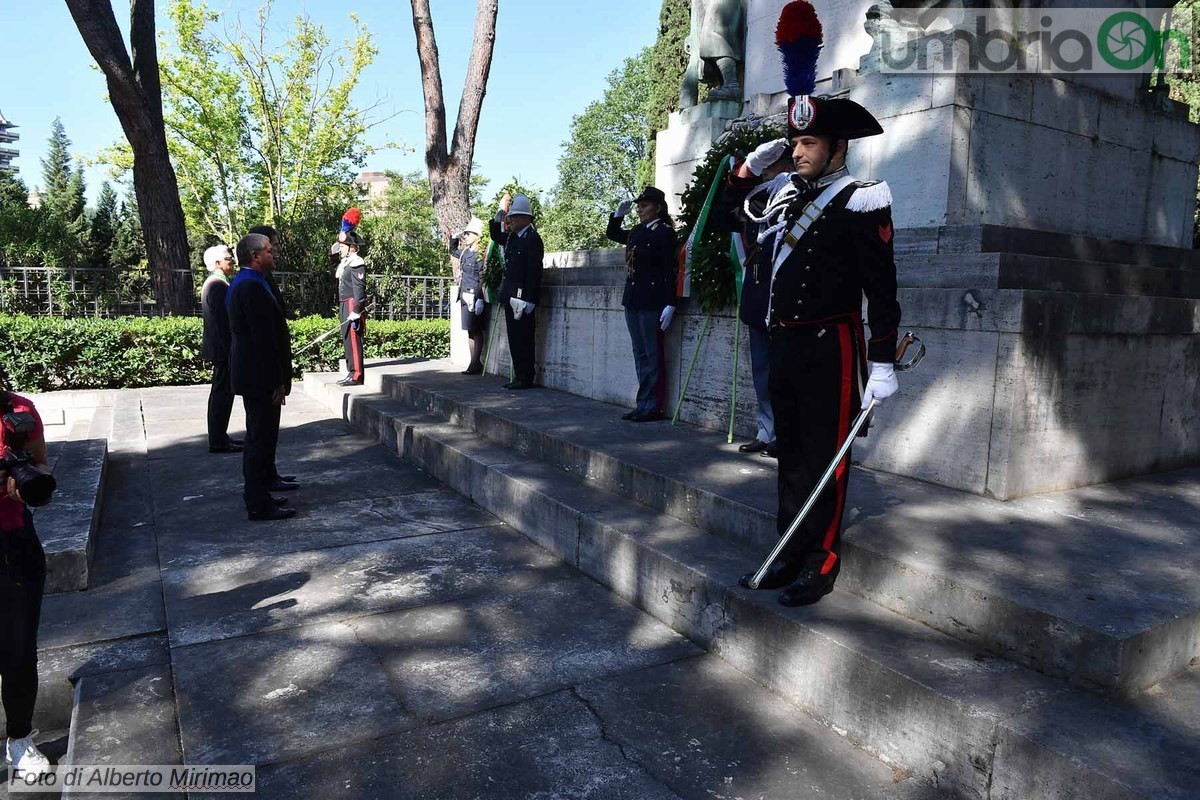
[307,360,1200,800]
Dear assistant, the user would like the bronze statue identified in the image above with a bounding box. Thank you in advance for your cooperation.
[680,0,747,108]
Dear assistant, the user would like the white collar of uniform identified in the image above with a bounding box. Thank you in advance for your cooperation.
[645,219,661,231]
[335,253,364,279]
[516,225,535,239]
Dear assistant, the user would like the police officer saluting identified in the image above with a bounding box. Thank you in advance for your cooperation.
[606,186,678,422]
[733,0,902,606]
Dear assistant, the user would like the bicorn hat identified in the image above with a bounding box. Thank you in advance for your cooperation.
[777,1,883,141]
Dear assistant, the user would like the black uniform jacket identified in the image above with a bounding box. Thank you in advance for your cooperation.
[605,216,679,311]
[730,171,901,363]
[201,276,231,362]
[489,221,544,306]
[714,171,784,330]
[227,268,293,398]
[338,256,367,312]
[459,248,484,296]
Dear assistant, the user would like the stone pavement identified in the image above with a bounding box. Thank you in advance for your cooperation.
[15,385,940,799]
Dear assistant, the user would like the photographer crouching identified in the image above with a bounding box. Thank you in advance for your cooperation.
[0,377,56,780]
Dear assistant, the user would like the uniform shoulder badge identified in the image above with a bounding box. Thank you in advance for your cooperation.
[845,180,892,213]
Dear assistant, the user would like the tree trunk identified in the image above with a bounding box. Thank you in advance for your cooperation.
[410,0,499,242]
[65,0,193,314]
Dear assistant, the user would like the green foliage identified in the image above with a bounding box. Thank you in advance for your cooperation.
[1166,0,1200,245]
[360,172,451,277]
[678,125,785,313]
[0,314,449,391]
[540,49,654,252]
[287,316,449,378]
[102,0,391,285]
[0,172,26,211]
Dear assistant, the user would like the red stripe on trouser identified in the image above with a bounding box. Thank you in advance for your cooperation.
[819,324,855,575]
[346,299,363,379]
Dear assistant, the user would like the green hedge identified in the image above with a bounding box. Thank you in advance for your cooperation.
[0,314,450,392]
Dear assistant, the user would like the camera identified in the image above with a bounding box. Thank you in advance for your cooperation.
[1,410,56,507]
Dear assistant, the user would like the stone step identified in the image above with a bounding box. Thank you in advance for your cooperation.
[311,361,1199,695]
[307,372,1160,798]
[40,435,108,593]
[60,663,183,799]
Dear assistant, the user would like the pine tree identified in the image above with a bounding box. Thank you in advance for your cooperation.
[0,171,27,211]
[40,118,77,222]
[109,195,146,272]
[90,182,118,269]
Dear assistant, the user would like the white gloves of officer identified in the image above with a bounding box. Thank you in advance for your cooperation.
[509,297,535,319]
[745,138,791,177]
[862,361,898,409]
[494,209,506,224]
[659,305,675,331]
[347,311,361,321]
[614,200,633,218]
[474,299,485,315]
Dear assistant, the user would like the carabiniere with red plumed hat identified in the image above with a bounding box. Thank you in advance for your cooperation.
[725,0,904,608]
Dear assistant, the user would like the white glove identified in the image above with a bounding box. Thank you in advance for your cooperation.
[461,290,476,307]
[659,305,675,331]
[862,361,898,409]
[347,311,361,321]
[474,299,485,314]
[614,200,633,218]
[745,137,790,176]
[494,209,506,224]
[509,296,524,319]
[523,301,536,315]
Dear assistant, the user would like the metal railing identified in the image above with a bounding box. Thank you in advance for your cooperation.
[0,265,452,321]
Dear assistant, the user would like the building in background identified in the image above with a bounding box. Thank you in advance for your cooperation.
[356,171,391,209]
[0,111,18,174]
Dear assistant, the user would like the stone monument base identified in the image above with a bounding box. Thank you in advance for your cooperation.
[451,227,1200,500]
[655,100,743,217]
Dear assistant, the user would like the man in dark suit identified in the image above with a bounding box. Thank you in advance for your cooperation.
[228,233,296,521]
[488,193,544,390]
[246,224,297,488]
[201,244,242,454]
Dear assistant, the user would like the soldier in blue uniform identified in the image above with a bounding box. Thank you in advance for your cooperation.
[730,91,902,606]
[716,146,794,456]
[606,186,678,422]
[490,194,544,390]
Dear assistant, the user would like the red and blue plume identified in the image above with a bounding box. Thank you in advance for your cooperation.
[776,0,823,97]
[341,207,361,233]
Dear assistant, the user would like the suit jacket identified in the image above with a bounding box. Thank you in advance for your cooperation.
[227,268,293,397]
[606,216,678,311]
[201,275,231,362]
[489,221,544,306]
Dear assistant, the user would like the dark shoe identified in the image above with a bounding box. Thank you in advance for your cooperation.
[630,408,666,423]
[739,439,770,454]
[229,438,244,446]
[461,364,483,375]
[621,410,638,420]
[506,381,533,391]
[272,496,289,507]
[275,474,296,483]
[209,443,243,454]
[271,479,300,492]
[777,564,840,607]
[337,377,363,386]
[248,506,296,521]
[738,555,800,590]
[761,442,779,459]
